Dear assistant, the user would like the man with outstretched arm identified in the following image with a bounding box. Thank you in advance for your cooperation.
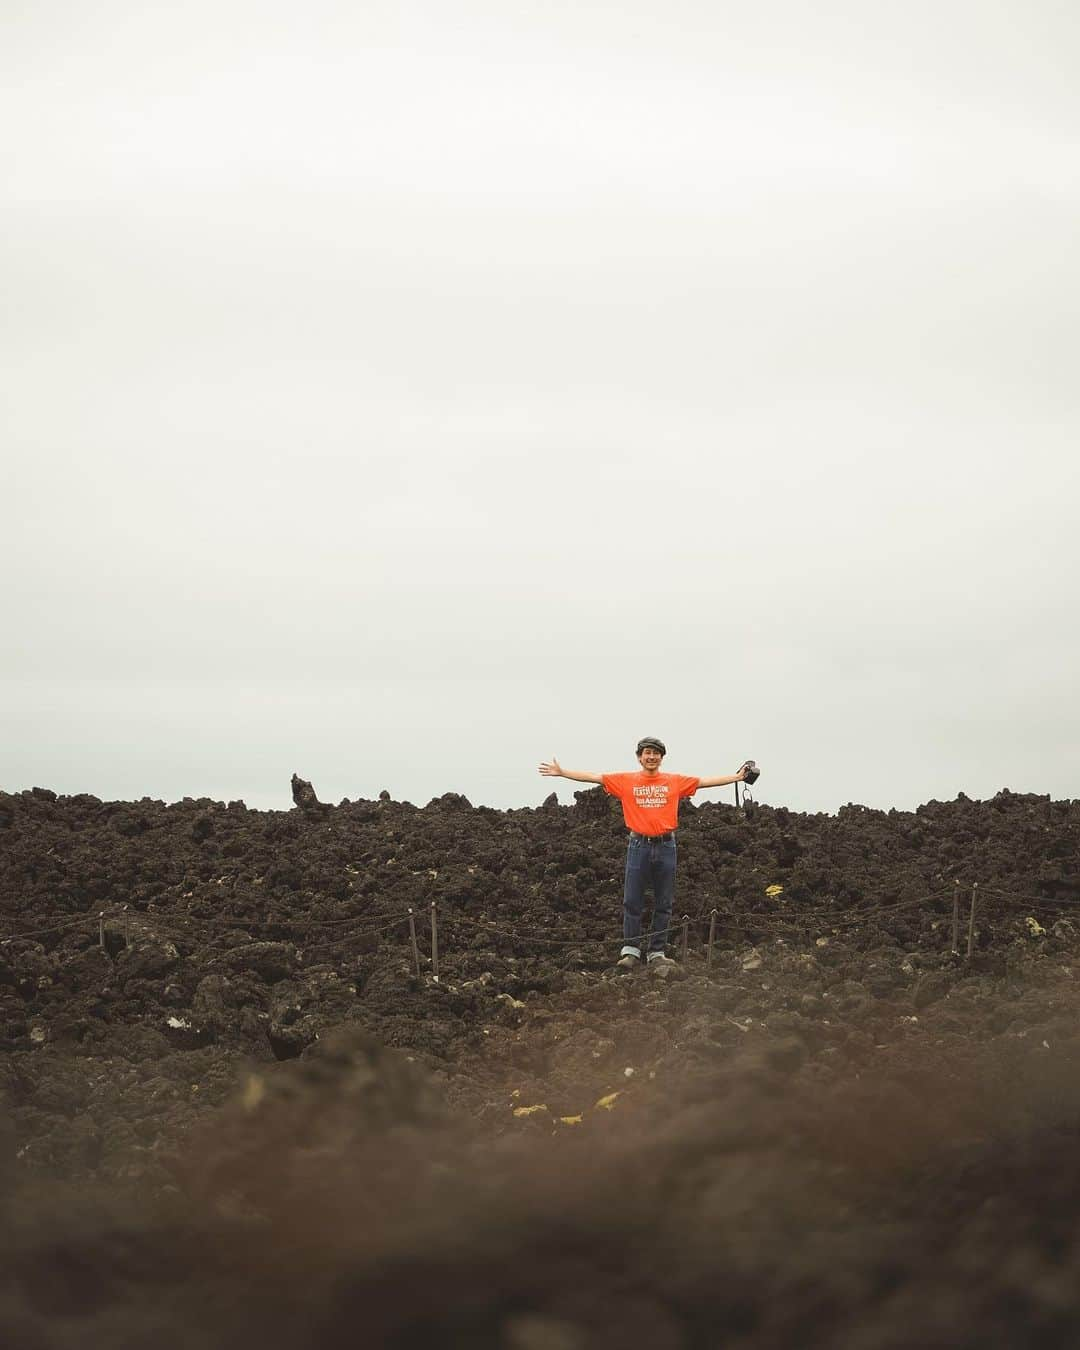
[539,737,748,977]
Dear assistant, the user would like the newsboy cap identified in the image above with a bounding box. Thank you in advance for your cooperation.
[636,737,667,755]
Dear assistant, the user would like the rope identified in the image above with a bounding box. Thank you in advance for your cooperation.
[299,913,414,959]
[446,914,607,949]
[977,884,1080,909]
[816,895,947,928]
[0,914,99,943]
[0,904,414,945]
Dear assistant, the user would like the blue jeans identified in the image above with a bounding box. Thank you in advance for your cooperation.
[621,834,677,957]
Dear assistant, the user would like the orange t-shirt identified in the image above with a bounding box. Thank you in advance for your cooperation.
[601,771,700,834]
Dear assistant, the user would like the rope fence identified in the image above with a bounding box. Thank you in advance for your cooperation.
[1,877,1077,973]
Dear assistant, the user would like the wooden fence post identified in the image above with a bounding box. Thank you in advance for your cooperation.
[707,909,717,969]
[966,882,978,960]
[681,915,689,964]
[952,881,960,952]
[430,901,439,980]
[408,908,421,980]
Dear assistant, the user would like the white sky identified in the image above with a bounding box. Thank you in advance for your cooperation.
[3,0,1078,813]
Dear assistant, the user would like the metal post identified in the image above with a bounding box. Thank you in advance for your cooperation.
[966,882,978,960]
[430,901,439,980]
[952,881,960,952]
[707,909,717,968]
[408,908,421,980]
[681,915,689,964]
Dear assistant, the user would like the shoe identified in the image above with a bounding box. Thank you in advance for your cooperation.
[615,953,640,974]
[647,954,679,979]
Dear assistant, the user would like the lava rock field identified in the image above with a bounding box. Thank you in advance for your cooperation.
[1,782,1079,1348]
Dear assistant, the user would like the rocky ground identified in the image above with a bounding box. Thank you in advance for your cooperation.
[1,781,1079,1348]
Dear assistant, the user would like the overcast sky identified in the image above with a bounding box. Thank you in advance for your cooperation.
[3,0,1078,815]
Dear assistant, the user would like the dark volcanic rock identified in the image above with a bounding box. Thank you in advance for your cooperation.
[0,784,1079,1346]
[290,772,327,815]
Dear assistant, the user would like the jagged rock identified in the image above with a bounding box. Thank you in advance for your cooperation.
[220,941,297,983]
[290,773,326,813]
[426,791,473,810]
[267,1014,319,1060]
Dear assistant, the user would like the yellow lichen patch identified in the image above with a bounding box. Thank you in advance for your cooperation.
[1026,916,1046,937]
[513,1104,549,1118]
[241,1074,265,1112]
[594,1092,620,1111]
[559,1115,584,1126]
[765,884,784,897]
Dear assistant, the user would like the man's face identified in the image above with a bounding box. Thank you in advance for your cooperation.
[638,747,664,773]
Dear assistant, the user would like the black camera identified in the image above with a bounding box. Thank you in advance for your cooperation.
[740,760,760,785]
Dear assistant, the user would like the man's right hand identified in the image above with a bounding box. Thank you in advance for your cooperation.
[538,758,563,777]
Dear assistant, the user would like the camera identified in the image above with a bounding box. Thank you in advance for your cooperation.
[740,760,760,785]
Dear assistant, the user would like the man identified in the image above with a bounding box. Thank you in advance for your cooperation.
[539,738,748,976]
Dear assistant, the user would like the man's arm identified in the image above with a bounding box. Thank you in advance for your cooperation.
[538,757,604,785]
[697,767,748,789]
